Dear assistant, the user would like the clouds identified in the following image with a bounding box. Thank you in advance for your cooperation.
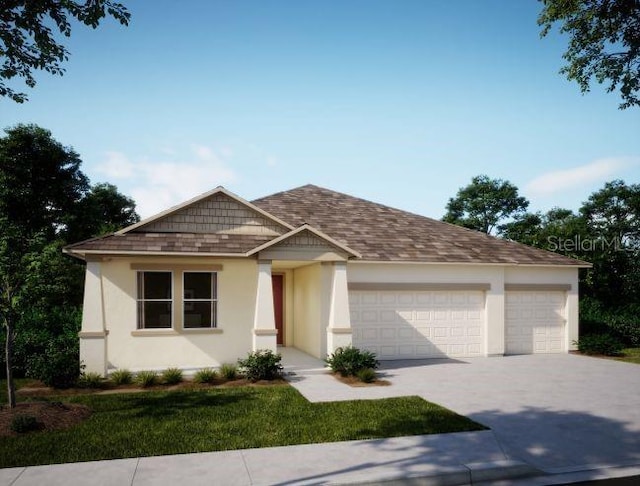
[96,145,237,218]
[525,157,639,199]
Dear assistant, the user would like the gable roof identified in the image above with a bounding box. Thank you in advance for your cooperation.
[252,185,591,267]
[66,184,590,267]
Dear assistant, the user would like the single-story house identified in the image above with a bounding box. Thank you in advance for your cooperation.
[65,184,591,375]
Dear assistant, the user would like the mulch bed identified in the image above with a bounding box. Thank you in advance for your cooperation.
[332,373,391,387]
[0,402,92,438]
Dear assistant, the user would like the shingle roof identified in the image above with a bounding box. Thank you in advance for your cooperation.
[252,184,590,266]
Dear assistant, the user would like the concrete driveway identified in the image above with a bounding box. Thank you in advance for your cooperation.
[288,353,640,473]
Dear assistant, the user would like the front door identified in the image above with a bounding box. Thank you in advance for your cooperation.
[272,274,284,345]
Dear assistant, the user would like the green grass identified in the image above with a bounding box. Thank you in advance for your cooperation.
[614,347,640,364]
[0,385,485,468]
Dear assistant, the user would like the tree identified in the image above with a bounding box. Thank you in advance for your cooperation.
[443,175,530,234]
[538,0,640,109]
[0,124,139,406]
[1,0,130,103]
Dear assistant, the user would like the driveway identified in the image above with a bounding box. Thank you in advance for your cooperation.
[288,353,640,472]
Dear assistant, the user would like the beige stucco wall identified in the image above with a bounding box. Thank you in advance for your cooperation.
[92,257,258,372]
[292,263,323,358]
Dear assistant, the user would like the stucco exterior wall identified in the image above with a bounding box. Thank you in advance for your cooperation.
[93,257,258,372]
[292,263,323,358]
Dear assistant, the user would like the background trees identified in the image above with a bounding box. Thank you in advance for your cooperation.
[0,124,139,406]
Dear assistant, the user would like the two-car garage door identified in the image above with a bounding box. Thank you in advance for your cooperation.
[350,289,567,359]
[350,290,485,359]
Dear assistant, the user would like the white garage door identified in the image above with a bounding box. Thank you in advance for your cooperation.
[349,290,485,359]
[505,291,566,354]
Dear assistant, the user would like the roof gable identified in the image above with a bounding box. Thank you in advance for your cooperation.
[119,187,293,237]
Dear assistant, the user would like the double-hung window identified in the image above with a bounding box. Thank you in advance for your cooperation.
[183,272,217,328]
[137,271,173,329]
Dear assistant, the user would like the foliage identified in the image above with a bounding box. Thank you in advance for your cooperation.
[10,414,41,434]
[109,369,133,386]
[538,0,640,109]
[443,175,529,234]
[237,350,283,382]
[26,331,83,389]
[78,372,105,389]
[580,297,640,346]
[0,387,485,468]
[574,334,624,356]
[0,1,130,103]
[219,363,238,380]
[614,348,640,365]
[356,368,377,383]
[136,371,158,388]
[193,368,218,384]
[326,346,379,377]
[161,368,183,385]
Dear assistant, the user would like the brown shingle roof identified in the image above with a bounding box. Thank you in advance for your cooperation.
[252,184,590,266]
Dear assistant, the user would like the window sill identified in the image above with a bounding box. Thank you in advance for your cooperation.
[182,328,223,334]
[131,330,179,337]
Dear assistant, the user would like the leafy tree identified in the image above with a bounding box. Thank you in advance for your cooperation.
[538,0,640,109]
[443,175,529,234]
[1,0,130,103]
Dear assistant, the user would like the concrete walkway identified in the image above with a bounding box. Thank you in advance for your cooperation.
[2,351,639,485]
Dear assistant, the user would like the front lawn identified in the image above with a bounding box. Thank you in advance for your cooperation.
[0,385,485,468]
[614,348,640,364]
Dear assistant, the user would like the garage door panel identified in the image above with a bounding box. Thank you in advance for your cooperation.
[505,291,566,355]
[350,290,485,360]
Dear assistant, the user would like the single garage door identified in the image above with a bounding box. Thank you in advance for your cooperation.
[505,291,566,354]
[350,290,485,359]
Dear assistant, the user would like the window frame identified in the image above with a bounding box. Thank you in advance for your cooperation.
[182,271,218,329]
[136,270,174,330]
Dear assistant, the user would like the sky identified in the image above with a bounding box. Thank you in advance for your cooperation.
[1,0,639,219]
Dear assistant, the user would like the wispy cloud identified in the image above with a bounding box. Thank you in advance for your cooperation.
[96,145,237,218]
[525,157,639,198]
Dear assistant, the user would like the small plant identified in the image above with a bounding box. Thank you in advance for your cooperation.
[78,371,105,389]
[574,334,624,356]
[161,367,183,385]
[136,370,158,387]
[238,349,283,382]
[194,368,218,384]
[110,369,133,385]
[219,363,238,380]
[356,368,377,383]
[10,415,42,434]
[326,346,379,377]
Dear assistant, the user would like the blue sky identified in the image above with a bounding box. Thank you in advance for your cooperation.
[1,0,639,219]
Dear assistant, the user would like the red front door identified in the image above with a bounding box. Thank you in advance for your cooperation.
[272,274,284,345]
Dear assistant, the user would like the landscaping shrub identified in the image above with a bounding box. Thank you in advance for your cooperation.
[574,334,625,356]
[356,368,377,383]
[136,370,158,387]
[161,367,183,385]
[110,369,133,385]
[78,372,105,389]
[238,350,283,382]
[580,298,640,346]
[219,363,238,380]
[194,368,218,384]
[10,415,42,434]
[325,346,379,377]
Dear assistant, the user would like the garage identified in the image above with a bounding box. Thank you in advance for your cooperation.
[349,290,485,359]
[505,291,566,354]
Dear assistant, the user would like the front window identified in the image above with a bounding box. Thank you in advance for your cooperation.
[137,271,173,329]
[183,272,217,328]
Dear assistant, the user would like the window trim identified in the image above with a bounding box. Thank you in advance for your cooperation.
[136,270,174,330]
[182,271,218,330]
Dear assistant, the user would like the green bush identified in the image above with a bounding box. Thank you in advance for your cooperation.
[325,346,379,377]
[238,350,283,382]
[136,370,158,387]
[580,298,640,346]
[574,334,625,356]
[78,372,105,389]
[356,368,377,383]
[194,368,218,384]
[161,367,183,385]
[10,415,42,434]
[110,369,133,385]
[219,363,238,380]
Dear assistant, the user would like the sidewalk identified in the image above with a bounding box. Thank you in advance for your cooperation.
[0,431,538,486]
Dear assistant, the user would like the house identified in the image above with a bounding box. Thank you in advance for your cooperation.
[64,184,591,375]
